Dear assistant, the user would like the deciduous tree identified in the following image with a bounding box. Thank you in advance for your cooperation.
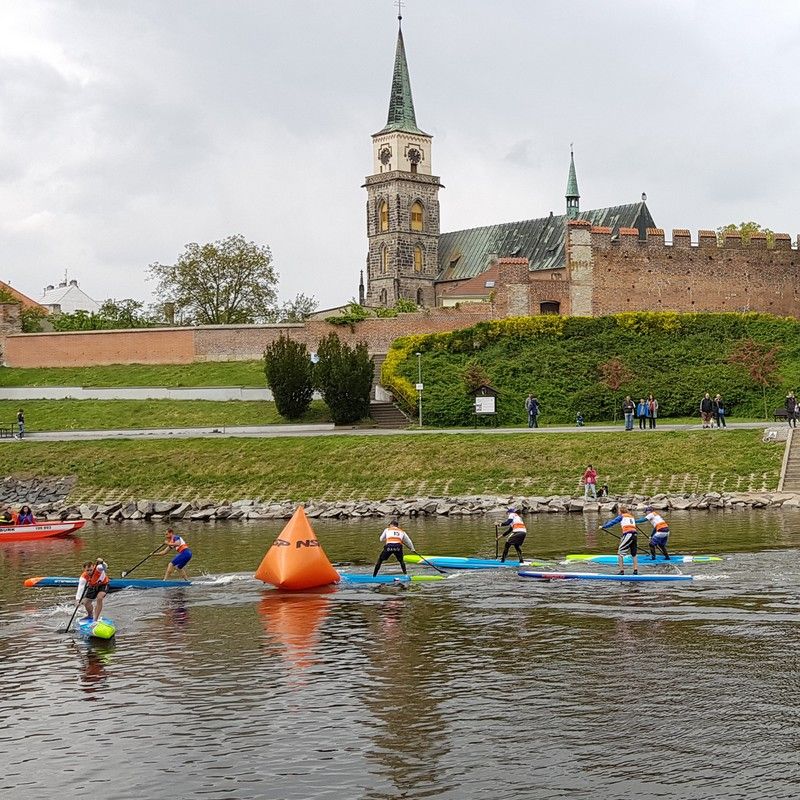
[728,338,780,419]
[716,221,775,247]
[598,357,634,422]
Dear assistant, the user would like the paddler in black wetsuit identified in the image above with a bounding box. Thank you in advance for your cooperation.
[373,518,415,577]
[497,507,527,563]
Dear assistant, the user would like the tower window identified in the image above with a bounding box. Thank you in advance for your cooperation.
[540,301,560,315]
[413,245,423,273]
[379,200,389,232]
[381,245,389,274]
[411,201,423,232]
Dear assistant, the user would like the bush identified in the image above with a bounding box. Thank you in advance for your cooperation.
[263,336,314,420]
[315,333,373,424]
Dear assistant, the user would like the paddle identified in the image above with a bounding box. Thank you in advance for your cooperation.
[62,565,94,634]
[494,524,499,559]
[410,550,448,575]
[121,544,164,578]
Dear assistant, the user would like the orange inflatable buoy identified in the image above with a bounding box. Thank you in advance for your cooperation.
[254,506,340,590]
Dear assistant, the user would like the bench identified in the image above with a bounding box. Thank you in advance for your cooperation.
[0,424,14,438]
[774,407,789,421]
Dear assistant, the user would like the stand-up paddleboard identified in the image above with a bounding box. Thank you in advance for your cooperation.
[337,572,444,585]
[25,576,191,591]
[404,554,549,570]
[565,554,720,565]
[519,570,693,583]
[75,617,116,639]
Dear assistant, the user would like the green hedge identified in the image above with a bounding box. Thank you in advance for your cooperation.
[381,312,800,426]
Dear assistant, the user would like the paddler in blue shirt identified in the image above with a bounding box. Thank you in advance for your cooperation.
[157,528,193,581]
[373,518,414,576]
[599,506,639,574]
[637,506,671,560]
[497,507,527,563]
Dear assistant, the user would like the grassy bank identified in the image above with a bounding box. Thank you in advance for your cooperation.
[0,361,265,388]
[0,400,330,431]
[0,430,782,502]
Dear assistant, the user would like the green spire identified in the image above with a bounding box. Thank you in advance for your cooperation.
[376,25,428,136]
[566,146,580,219]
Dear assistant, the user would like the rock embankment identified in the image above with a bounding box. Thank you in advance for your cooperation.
[19,491,800,522]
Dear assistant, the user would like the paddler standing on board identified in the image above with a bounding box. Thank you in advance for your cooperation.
[599,506,639,575]
[158,528,193,581]
[637,506,671,560]
[77,558,110,620]
[373,518,414,577]
[497,506,527,564]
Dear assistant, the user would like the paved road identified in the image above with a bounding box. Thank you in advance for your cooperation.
[0,420,781,442]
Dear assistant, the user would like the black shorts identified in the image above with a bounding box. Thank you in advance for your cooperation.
[85,584,108,600]
[383,543,403,554]
[507,532,527,546]
[618,532,638,556]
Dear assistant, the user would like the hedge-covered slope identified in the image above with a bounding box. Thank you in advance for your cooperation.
[381,312,800,426]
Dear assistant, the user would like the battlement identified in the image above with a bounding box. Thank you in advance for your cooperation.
[581,226,800,252]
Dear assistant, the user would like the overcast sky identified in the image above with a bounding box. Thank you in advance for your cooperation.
[1,1,799,310]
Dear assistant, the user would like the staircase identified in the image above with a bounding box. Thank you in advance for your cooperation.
[369,402,412,429]
[779,429,800,492]
[371,353,387,399]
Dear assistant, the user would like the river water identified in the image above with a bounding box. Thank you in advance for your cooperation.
[1,511,799,800]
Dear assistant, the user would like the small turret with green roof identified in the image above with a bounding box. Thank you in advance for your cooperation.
[566,146,580,219]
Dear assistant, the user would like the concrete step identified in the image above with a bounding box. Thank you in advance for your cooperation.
[369,402,411,429]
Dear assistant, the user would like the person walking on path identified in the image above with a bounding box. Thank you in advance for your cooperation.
[525,394,540,428]
[785,391,798,428]
[582,464,598,500]
[636,398,648,430]
[713,394,727,429]
[158,528,193,581]
[647,394,658,429]
[16,408,24,439]
[599,506,639,575]
[622,396,635,431]
[76,558,110,621]
[497,506,528,563]
[700,393,713,428]
[373,518,414,576]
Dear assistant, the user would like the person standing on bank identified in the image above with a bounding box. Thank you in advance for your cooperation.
[647,394,658,429]
[158,528,193,581]
[636,397,648,430]
[373,518,414,576]
[622,396,635,431]
[525,394,540,428]
[713,394,727,428]
[785,391,798,428]
[16,408,24,439]
[599,506,639,575]
[582,464,598,500]
[497,506,528,563]
[700,393,713,428]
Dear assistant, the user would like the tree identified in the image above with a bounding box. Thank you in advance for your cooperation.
[728,338,781,419]
[314,332,374,425]
[51,299,157,331]
[598,357,634,422]
[148,235,278,324]
[263,335,314,420]
[462,361,491,394]
[717,221,775,247]
[0,289,47,332]
[275,293,318,323]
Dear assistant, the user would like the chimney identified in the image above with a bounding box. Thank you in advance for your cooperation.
[69,279,78,286]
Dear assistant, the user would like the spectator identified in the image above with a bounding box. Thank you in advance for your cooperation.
[598,482,610,498]
[576,411,585,427]
[713,394,727,429]
[785,391,798,429]
[636,397,648,430]
[647,394,659,429]
[582,464,598,500]
[622,396,635,431]
[16,408,24,439]
[525,394,540,428]
[700,393,713,428]
[17,505,35,525]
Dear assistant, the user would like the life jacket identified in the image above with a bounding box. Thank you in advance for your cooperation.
[168,534,189,553]
[647,512,669,532]
[508,512,527,534]
[383,525,406,545]
[81,565,109,586]
[10,511,19,524]
[620,514,637,534]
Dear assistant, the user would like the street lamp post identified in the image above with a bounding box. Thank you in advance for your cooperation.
[415,352,423,428]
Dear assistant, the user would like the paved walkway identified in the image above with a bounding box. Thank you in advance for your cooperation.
[0,420,780,442]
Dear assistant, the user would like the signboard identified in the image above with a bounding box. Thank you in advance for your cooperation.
[474,396,496,415]
[415,383,424,391]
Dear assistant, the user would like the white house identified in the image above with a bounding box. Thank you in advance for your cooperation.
[41,279,101,314]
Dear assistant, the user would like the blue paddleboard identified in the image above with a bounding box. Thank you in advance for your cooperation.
[25,576,191,591]
[519,570,693,583]
[337,572,444,585]
[404,555,547,570]
[565,554,720,565]
[76,617,117,639]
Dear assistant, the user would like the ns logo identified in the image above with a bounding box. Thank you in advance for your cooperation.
[272,538,320,549]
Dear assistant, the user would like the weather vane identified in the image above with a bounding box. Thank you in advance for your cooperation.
[396,0,404,21]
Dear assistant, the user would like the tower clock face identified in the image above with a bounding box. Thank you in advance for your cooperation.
[407,148,421,165]
[379,147,392,165]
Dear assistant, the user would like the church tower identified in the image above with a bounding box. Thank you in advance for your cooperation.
[566,146,580,220]
[364,17,441,308]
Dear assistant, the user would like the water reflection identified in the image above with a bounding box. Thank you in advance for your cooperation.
[72,639,115,697]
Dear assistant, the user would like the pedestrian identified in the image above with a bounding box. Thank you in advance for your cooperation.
[525,395,540,428]
[636,397,648,430]
[700,393,713,428]
[647,394,658,429]
[373,518,414,576]
[598,506,639,575]
[785,391,798,428]
[582,464,598,500]
[622,396,635,431]
[77,558,110,621]
[713,394,727,429]
[158,528,193,581]
[637,506,671,560]
[497,506,527,563]
[16,408,24,439]
[576,411,584,427]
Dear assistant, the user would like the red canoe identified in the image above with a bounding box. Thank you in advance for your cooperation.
[0,520,86,543]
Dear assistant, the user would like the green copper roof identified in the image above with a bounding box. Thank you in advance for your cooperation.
[375,27,428,136]
[566,149,580,198]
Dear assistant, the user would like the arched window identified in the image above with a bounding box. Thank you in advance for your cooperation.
[413,245,423,273]
[379,288,388,305]
[411,201,424,232]
[379,200,389,232]
[540,301,560,315]
[416,288,424,305]
[380,245,389,274]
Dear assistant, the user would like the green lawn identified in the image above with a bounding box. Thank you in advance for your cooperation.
[0,361,266,388]
[0,400,330,431]
[0,430,783,502]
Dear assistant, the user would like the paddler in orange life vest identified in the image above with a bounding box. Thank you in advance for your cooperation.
[76,558,110,620]
[599,506,639,574]
[497,507,527,563]
[373,518,414,577]
[158,528,193,580]
[637,506,671,560]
